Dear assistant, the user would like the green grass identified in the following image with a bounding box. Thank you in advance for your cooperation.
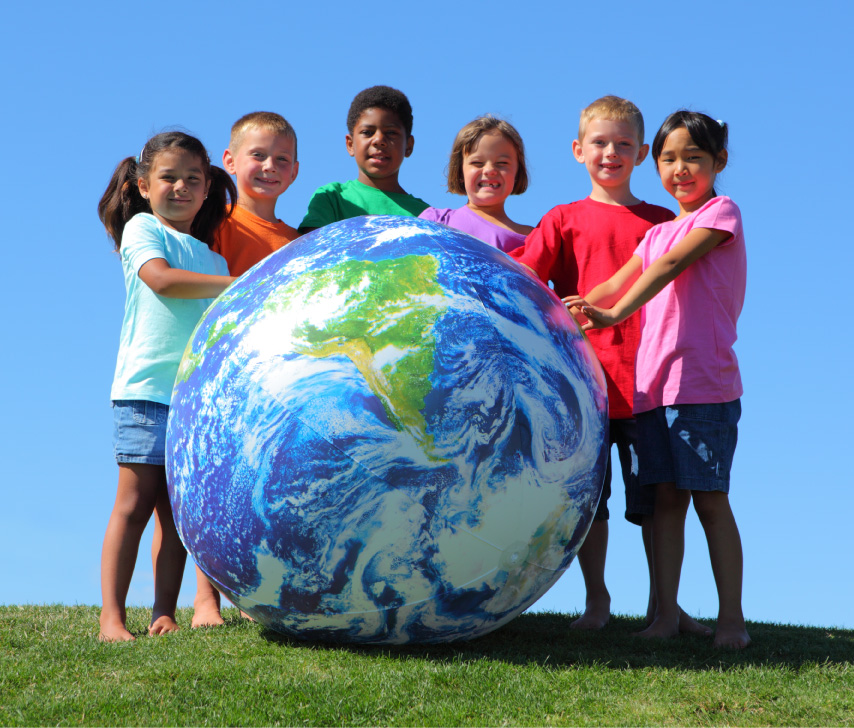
[2,606,852,726]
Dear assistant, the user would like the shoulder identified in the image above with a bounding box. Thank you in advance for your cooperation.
[693,196,742,232]
[636,202,677,223]
[418,207,454,224]
[309,181,346,198]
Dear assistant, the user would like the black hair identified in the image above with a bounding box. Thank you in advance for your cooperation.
[652,110,728,167]
[98,131,236,249]
[346,85,414,137]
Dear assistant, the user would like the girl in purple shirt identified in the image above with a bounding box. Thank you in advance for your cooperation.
[566,111,750,650]
[419,116,532,252]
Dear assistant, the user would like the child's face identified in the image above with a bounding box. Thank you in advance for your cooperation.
[572,118,648,190]
[462,131,519,209]
[224,128,299,202]
[137,148,210,234]
[346,107,413,186]
[657,127,727,214]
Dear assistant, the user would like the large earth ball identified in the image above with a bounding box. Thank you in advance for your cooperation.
[166,215,608,644]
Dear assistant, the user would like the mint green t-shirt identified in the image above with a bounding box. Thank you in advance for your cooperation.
[299,180,429,231]
[110,213,229,405]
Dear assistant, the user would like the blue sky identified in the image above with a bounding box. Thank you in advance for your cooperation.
[3,1,852,630]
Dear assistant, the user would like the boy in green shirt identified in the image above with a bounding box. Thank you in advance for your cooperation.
[299,85,429,232]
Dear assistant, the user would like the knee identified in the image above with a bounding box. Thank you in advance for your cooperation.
[692,491,731,526]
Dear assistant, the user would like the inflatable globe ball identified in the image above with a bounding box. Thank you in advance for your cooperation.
[166,216,608,644]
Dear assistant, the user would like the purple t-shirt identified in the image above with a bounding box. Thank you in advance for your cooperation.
[419,205,526,253]
[633,196,746,414]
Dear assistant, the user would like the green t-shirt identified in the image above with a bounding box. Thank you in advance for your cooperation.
[299,180,429,232]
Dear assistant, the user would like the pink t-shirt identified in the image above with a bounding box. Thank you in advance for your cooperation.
[633,196,746,414]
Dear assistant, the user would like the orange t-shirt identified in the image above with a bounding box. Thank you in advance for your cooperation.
[213,204,300,276]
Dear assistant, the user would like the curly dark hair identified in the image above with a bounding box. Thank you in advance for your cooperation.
[346,85,414,137]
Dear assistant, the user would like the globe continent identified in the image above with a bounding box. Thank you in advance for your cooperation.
[166,215,608,644]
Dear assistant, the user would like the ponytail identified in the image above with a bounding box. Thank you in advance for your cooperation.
[97,156,151,250]
[191,166,236,246]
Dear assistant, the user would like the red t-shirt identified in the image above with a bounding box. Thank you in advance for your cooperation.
[510,197,674,418]
[213,204,300,277]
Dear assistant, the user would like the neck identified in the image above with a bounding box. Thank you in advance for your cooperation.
[466,201,511,226]
[675,190,717,219]
[237,196,279,224]
[357,172,405,194]
[588,182,641,206]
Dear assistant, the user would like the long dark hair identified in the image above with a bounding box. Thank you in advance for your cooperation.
[97,131,235,249]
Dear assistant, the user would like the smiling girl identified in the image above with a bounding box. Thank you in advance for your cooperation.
[565,111,750,649]
[419,116,532,252]
[97,132,236,642]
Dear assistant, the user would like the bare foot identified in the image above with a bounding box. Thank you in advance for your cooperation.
[570,597,610,630]
[714,620,751,649]
[149,615,180,636]
[240,611,255,622]
[635,615,679,640]
[679,609,713,637]
[99,619,135,643]
[192,594,226,628]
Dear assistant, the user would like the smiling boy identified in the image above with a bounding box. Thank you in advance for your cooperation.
[298,85,429,233]
[511,96,710,634]
[212,112,301,277]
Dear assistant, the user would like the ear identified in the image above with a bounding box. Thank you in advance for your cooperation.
[345,133,355,157]
[571,139,584,163]
[137,177,150,199]
[404,135,414,158]
[715,149,728,172]
[635,143,650,166]
[222,148,236,174]
[290,160,300,183]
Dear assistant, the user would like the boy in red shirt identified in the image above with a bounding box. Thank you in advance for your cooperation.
[213,111,301,276]
[511,96,708,634]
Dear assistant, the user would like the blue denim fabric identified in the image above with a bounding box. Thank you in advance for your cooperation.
[112,399,169,465]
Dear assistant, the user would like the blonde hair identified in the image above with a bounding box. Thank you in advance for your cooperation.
[578,96,644,144]
[229,111,298,158]
[446,115,529,195]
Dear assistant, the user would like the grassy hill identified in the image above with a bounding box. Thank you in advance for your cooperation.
[1,605,852,726]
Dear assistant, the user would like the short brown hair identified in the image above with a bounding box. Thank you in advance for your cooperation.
[446,116,529,195]
[229,111,298,159]
[578,96,644,145]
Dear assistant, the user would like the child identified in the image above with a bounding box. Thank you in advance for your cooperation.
[97,131,236,642]
[510,96,706,634]
[419,115,532,251]
[213,111,301,277]
[566,111,750,649]
[298,85,429,232]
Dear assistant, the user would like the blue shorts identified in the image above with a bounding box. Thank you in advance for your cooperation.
[594,418,654,526]
[636,400,741,493]
[112,399,169,465]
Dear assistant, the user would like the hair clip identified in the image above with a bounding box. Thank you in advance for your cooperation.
[716,119,725,127]
[136,144,147,165]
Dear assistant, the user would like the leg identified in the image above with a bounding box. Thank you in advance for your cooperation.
[99,464,161,642]
[149,483,187,635]
[692,491,750,649]
[637,481,690,639]
[192,566,225,628]
[571,520,610,629]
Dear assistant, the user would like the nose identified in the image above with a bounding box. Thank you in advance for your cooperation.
[262,155,276,170]
[372,131,387,147]
[604,142,618,156]
[174,178,189,192]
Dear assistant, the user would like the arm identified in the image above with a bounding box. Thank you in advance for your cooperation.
[568,226,730,330]
[138,258,235,299]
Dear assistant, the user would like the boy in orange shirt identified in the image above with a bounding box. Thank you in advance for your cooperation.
[213,111,301,276]
[191,112,299,627]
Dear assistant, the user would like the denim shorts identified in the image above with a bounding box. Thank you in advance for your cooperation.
[112,399,169,465]
[594,418,654,525]
[636,400,741,493]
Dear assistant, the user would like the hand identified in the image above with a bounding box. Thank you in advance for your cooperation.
[563,295,619,331]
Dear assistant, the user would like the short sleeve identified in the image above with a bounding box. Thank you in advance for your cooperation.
[692,196,741,246]
[299,186,338,231]
[509,207,563,284]
[121,214,167,274]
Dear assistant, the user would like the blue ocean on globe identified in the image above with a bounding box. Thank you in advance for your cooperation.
[166,215,608,644]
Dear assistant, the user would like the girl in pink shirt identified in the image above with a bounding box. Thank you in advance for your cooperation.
[565,111,749,649]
